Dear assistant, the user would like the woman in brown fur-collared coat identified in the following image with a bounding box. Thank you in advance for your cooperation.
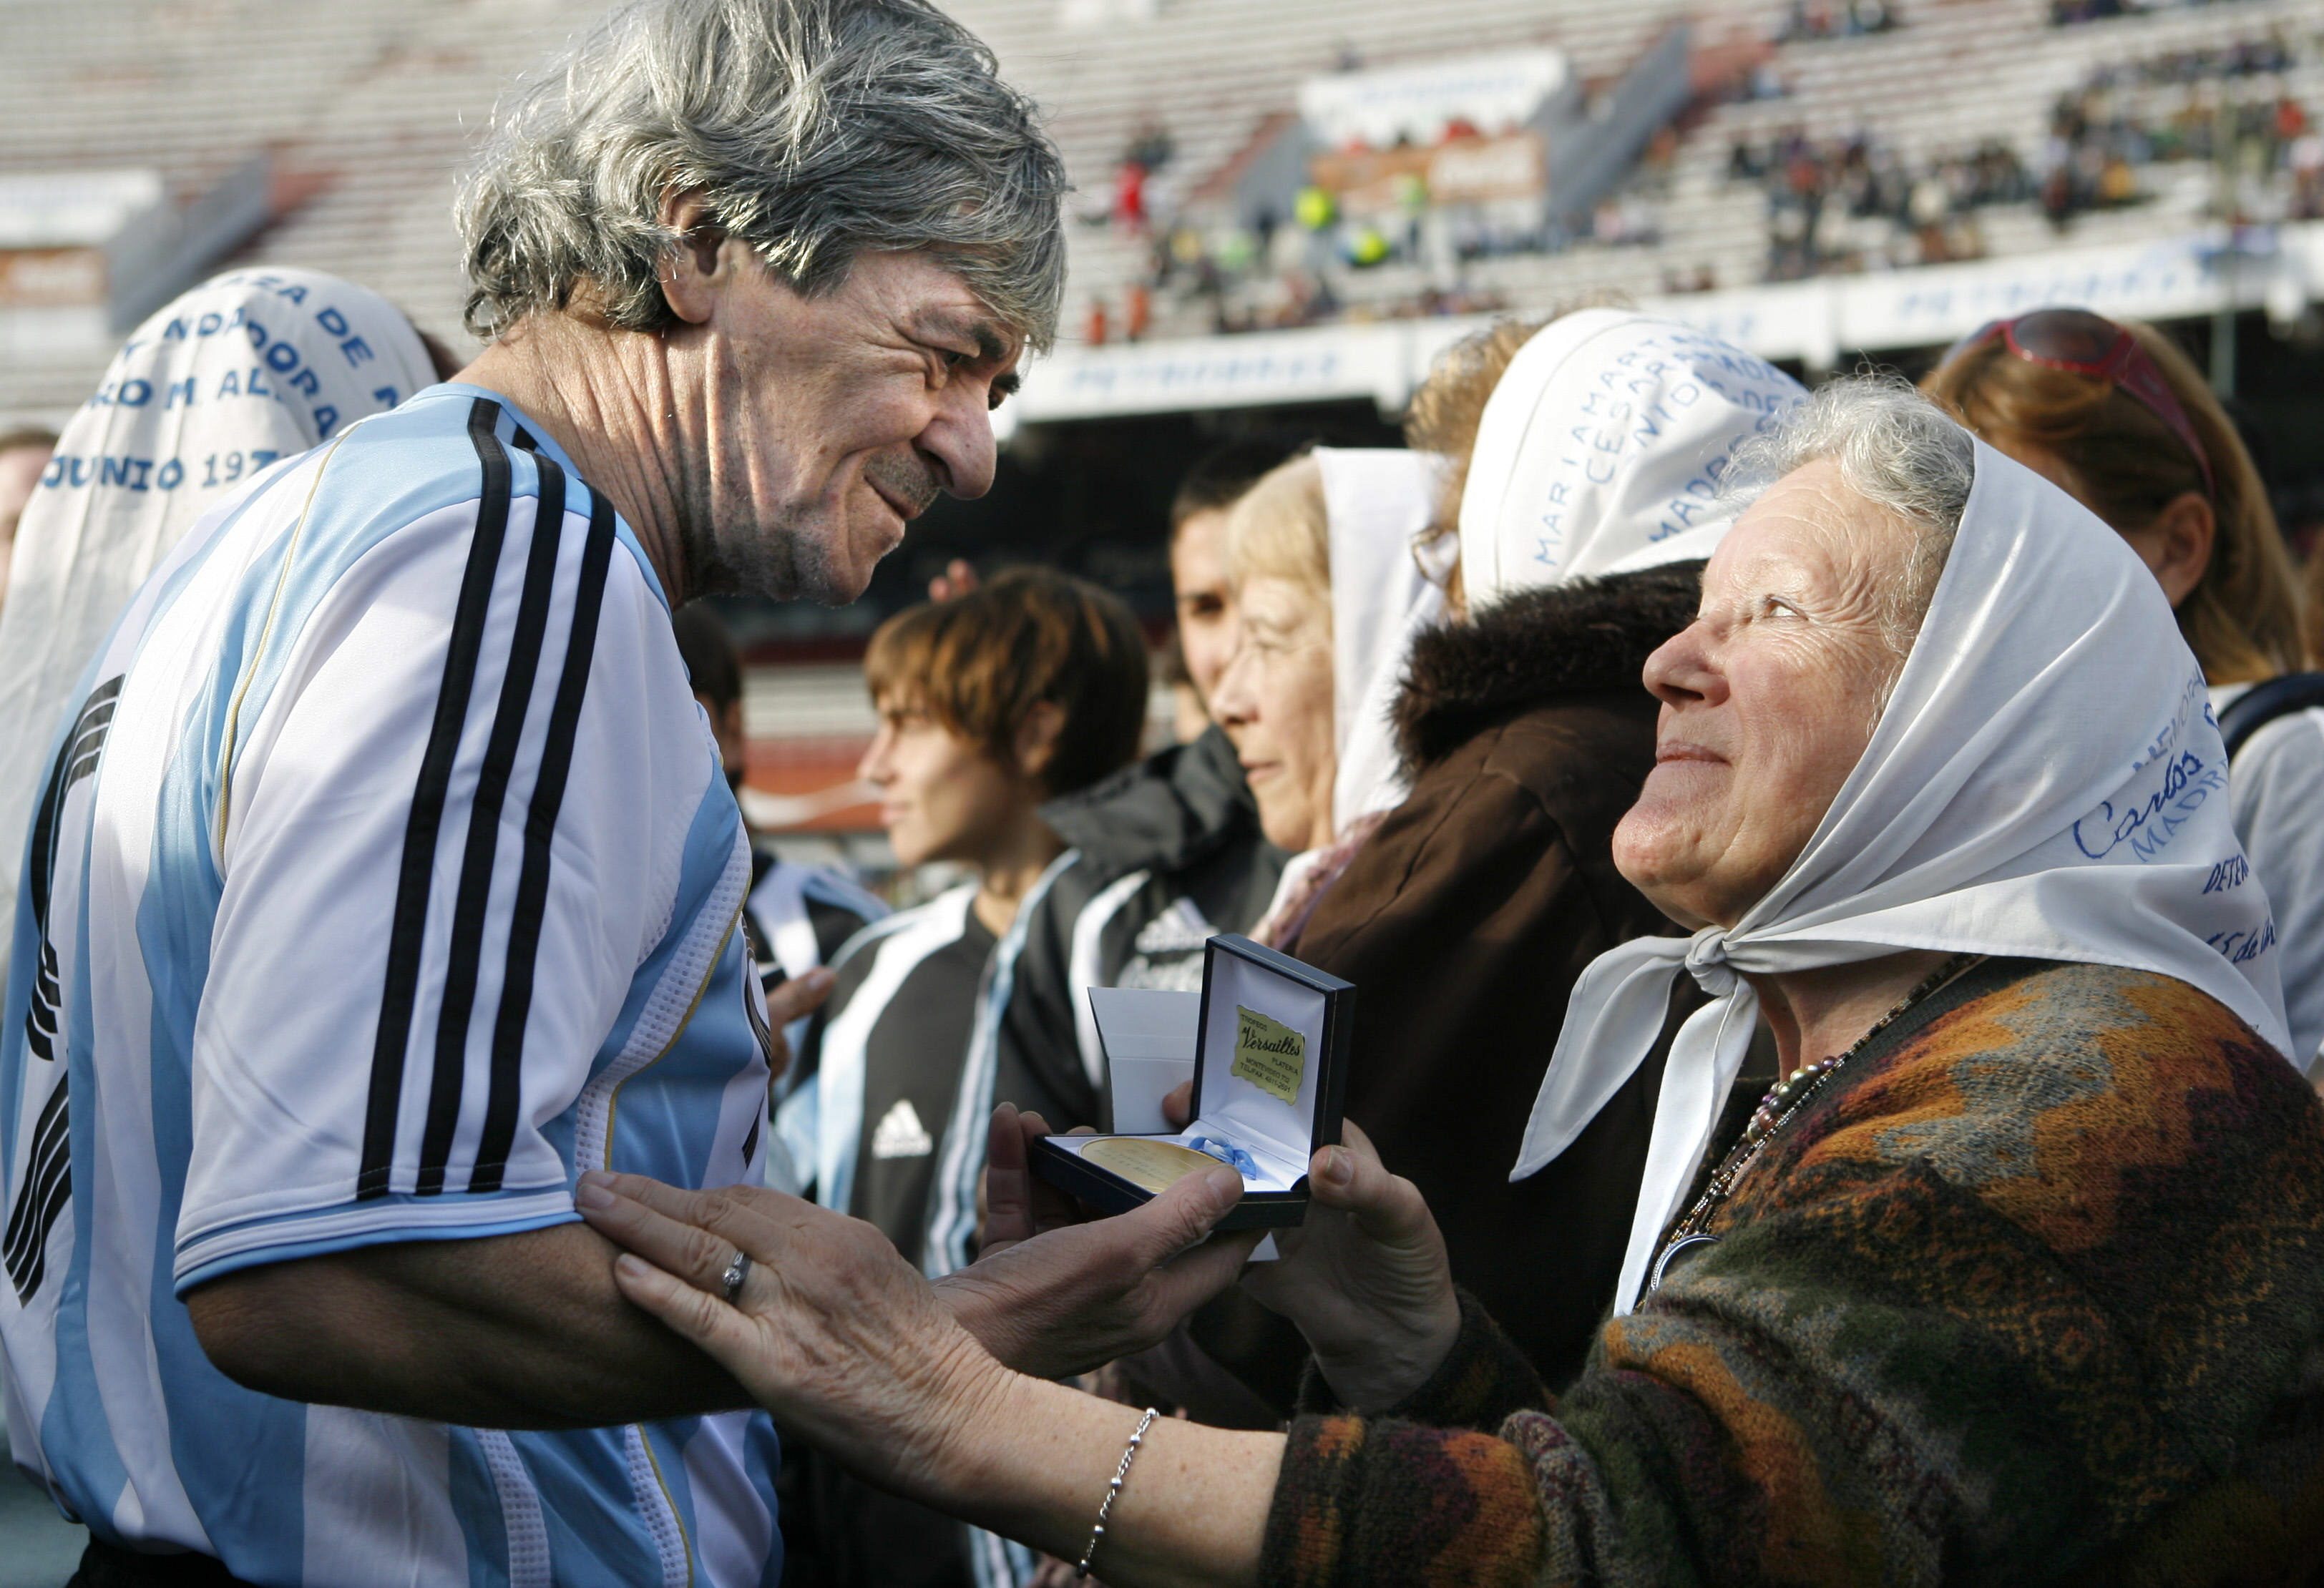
[1283,564,1705,1388]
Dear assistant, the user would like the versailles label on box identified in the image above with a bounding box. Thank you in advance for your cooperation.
[1231,1004,1307,1104]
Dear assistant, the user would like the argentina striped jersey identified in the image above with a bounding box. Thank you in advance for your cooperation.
[0,385,782,1584]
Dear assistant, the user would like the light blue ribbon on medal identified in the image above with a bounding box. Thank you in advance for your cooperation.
[1186,1136,1258,1178]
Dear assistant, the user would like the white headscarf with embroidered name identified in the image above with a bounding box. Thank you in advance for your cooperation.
[0,267,436,928]
[1458,310,1807,605]
[1510,436,2291,1316]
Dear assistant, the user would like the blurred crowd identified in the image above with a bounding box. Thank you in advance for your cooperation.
[1727,129,2031,279]
[2040,27,2321,222]
[2051,0,2269,25]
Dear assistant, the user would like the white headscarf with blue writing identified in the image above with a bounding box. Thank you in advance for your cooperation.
[1511,436,2292,1316]
[1457,309,1807,608]
[0,267,436,926]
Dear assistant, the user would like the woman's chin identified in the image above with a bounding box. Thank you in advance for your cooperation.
[1611,810,1709,904]
[1260,817,1314,853]
[883,829,934,870]
[1251,793,1317,855]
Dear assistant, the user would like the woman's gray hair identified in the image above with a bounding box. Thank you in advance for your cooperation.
[457,0,1068,348]
[1729,373,1976,661]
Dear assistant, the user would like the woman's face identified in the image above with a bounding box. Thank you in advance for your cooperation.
[1615,461,1914,930]
[859,695,1039,870]
[1211,574,1337,853]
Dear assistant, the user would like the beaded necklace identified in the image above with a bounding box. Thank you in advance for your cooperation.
[1642,951,1982,1300]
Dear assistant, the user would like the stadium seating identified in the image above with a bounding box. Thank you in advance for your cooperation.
[6,0,2324,412]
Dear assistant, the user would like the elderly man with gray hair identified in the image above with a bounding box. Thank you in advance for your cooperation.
[0,4,1258,1584]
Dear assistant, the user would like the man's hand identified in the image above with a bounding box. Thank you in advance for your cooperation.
[937,1104,1262,1378]
[758,966,834,1082]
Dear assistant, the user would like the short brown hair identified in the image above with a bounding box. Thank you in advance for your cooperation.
[864,567,1149,797]
[1923,318,2301,685]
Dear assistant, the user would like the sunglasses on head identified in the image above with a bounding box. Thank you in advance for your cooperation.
[1942,308,2216,499]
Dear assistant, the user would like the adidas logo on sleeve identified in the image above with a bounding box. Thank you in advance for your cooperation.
[871,1099,934,1160]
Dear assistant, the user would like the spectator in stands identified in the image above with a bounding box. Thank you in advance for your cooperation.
[585,378,2324,1586]
[668,601,884,1187]
[1737,127,2023,279]
[0,423,57,612]
[1925,308,2324,1077]
[1208,447,1449,949]
[0,272,441,938]
[774,567,1146,1588]
[1779,0,1897,41]
[0,1,1120,1583]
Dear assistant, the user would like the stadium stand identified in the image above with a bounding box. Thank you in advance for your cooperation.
[9,0,2324,407]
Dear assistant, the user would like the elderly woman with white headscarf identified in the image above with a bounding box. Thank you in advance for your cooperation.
[1202,446,1448,948]
[1266,310,1806,1388]
[577,376,2324,1586]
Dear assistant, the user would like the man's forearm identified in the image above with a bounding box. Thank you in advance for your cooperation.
[187,1221,755,1428]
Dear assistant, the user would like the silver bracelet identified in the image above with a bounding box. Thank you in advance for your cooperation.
[1075,1406,1159,1580]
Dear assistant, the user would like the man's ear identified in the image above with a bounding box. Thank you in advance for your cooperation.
[658,190,727,327]
[1013,701,1065,788]
[2144,489,2216,609]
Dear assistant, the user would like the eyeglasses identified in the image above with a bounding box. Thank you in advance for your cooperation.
[1942,308,2216,499]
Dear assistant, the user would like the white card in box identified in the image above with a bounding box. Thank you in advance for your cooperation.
[1086,987,1198,1132]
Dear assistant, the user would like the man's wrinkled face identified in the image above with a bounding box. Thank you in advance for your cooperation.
[678,249,1022,606]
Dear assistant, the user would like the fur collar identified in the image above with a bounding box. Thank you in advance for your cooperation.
[1394,563,1703,773]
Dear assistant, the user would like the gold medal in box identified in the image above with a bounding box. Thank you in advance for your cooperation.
[1080,1137,1229,1195]
[1031,933,1354,1231]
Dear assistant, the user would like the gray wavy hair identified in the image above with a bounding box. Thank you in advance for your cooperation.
[457,0,1068,348]
[1728,373,1976,661]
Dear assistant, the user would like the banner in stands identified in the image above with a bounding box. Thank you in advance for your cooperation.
[1014,221,2324,423]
